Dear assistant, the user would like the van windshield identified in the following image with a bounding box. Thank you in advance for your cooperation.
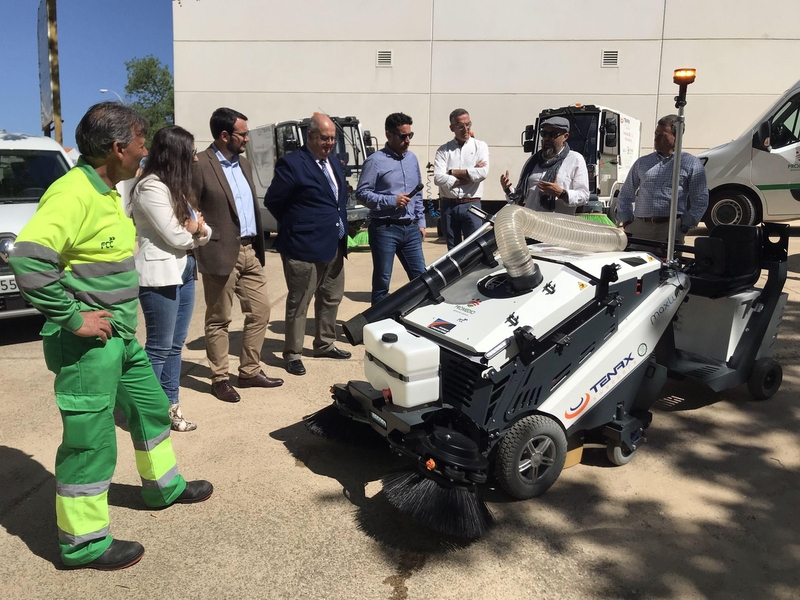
[0,150,70,203]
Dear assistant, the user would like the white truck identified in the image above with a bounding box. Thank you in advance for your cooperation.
[699,78,800,227]
[0,132,72,320]
[247,115,374,235]
[497,104,641,217]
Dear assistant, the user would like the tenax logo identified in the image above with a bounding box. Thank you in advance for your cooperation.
[589,353,634,394]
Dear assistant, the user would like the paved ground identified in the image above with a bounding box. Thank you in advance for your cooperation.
[1,227,799,600]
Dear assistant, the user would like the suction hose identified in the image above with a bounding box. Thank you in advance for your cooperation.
[495,204,628,290]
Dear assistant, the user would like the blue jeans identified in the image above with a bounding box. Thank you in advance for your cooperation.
[369,221,426,305]
[138,255,196,405]
[440,199,482,250]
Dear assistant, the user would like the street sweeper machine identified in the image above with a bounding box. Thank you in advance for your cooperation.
[303,70,790,539]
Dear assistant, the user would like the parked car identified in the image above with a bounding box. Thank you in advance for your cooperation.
[0,132,72,320]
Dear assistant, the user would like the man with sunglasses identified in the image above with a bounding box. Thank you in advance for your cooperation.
[357,112,427,305]
[500,116,589,214]
[193,107,283,403]
[433,109,490,249]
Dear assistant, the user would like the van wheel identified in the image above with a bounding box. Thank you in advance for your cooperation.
[704,191,757,229]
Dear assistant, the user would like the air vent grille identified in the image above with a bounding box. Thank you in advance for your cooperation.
[376,50,393,68]
[601,50,619,68]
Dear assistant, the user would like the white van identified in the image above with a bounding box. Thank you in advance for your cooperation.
[0,132,72,320]
[699,78,800,227]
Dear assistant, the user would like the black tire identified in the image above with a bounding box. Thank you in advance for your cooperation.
[704,190,757,229]
[606,442,636,466]
[495,414,567,500]
[747,357,783,400]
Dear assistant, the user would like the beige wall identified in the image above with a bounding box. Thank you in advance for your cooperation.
[173,0,800,201]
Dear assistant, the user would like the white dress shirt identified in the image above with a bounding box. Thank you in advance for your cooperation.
[433,137,490,199]
[514,150,590,212]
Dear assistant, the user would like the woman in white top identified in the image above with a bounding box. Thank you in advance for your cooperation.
[130,126,211,432]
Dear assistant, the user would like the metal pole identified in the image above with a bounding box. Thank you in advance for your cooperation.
[47,0,63,146]
[666,86,687,262]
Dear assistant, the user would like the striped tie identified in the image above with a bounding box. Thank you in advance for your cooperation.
[319,159,345,239]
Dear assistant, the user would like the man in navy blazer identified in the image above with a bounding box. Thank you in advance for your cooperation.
[265,114,351,376]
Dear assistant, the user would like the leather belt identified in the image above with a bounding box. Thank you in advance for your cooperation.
[185,249,194,257]
[635,215,681,224]
[375,219,413,226]
[443,197,480,204]
[240,236,254,246]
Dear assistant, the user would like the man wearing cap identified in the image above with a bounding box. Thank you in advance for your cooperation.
[615,114,708,250]
[433,108,490,250]
[500,116,589,214]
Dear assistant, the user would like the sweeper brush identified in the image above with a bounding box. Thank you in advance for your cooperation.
[309,201,788,539]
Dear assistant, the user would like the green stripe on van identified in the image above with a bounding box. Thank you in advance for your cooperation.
[756,183,800,191]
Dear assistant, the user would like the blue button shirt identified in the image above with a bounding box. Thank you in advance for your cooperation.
[213,144,257,237]
[356,146,425,226]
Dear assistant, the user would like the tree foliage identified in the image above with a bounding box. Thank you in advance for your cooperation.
[124,55,174,145]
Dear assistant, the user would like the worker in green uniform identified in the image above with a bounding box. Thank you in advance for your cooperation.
[9,103,213,571]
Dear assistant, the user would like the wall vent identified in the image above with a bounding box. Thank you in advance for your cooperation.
[376,50,393,68]
[601,50,619,68]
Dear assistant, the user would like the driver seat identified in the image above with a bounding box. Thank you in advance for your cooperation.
[689,225,762,298]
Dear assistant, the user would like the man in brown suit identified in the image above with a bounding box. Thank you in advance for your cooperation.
[193,108,283,402]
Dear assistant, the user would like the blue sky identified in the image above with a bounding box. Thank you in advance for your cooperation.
[0,0,173,148]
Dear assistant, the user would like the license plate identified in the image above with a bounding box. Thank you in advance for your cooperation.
[0,275,18,293]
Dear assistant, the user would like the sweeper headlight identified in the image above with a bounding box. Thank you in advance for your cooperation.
[673,68,696,85]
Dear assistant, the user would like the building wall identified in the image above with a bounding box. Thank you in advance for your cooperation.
[173,0,800,201]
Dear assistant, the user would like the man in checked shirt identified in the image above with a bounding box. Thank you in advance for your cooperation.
[616,114,709,254]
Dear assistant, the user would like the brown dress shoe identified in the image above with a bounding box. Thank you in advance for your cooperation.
[238,371,284,388]
[211,380,241,403]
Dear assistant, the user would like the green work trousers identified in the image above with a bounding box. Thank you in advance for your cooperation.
[43,329,187,566]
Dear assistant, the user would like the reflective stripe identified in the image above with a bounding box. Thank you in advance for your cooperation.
[14,269,63,291]
[10,241,60,265]
[132,429,170,453]
[140,465,180,490]
[58,526,110,546]
[71,257,136,279]
[56,491,109,540]
[73,286,139,306]
[135,436,177,482]
[56,478,112,498]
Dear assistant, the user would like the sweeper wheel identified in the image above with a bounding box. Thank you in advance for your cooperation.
[606,442,636,466]
[747,357,782,401]
[495,414,567,499]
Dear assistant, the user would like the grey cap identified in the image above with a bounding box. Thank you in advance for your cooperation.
[541,116,570,132]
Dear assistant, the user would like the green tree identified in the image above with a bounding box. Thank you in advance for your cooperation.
[124,55,174,145]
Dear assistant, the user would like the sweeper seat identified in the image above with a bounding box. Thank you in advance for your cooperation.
[689,225,762,298]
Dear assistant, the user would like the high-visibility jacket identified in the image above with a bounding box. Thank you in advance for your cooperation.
[9,158,139,337]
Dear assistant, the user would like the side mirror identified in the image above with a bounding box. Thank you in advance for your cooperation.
[603,120,618,148]
[522,124,536,153]
[363,129,377,156]
[753,120,771,151]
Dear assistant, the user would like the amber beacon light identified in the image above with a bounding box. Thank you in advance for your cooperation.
[673,68,697,85]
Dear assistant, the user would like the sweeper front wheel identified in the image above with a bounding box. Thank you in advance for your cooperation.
[606,442,636,466]
[495,414,567,499]
[747,357,782,401]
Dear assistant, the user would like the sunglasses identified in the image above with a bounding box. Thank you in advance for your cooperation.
[453,122,472,132]
[540,130,566,139]
[230,130,250,139]
[392,131,414,141]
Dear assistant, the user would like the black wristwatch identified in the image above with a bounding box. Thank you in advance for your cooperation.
[558,190,569,201]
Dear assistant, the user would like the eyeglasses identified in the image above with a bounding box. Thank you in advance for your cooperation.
[193,149,197,157]
[393,131,414,141]
[230,130,250,139]
[312,134,336,143]
[540,130,566,139]
[453,122,472,131]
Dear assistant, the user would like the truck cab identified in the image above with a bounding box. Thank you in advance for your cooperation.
[699,78,800,227]
[0,132,72,320]
[248,116,374,235]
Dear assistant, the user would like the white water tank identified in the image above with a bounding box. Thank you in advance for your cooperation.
[363,319,440,408]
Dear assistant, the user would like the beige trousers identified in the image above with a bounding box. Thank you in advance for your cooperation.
[281,246,345,362]
[202,244,271,382]
[625,217,686,257]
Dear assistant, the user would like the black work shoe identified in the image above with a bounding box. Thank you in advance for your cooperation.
[315,346,351,360]
[70,539,144,571]
[175,480,214,504]
[286,359,306,376]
